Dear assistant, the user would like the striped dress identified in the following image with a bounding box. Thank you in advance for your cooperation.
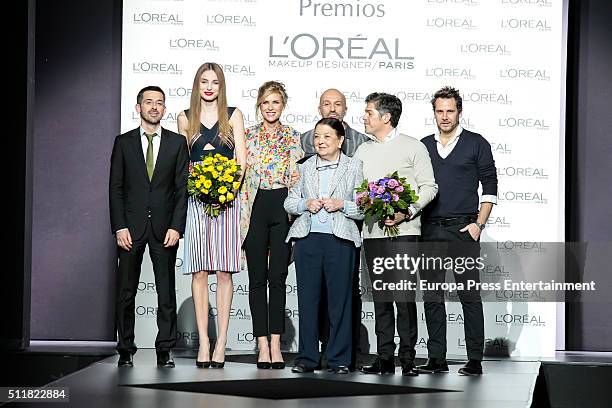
[183,108,242,274]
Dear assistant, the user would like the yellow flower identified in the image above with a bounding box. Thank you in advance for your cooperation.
[201,188,208,194]
[226,192,234,201]
[199,175,206,182]
[211,171,219,179]
[226,175,234,183]
[203,157,213,165]
[214,153,222,159]
[230,165,238,172]
[218,186,228,194]
[216,165,223,171]
[233,181,241,190]
[221,156,228,162]
[219,195,226,203]
[195,181,202,189]
[203,179,212,189]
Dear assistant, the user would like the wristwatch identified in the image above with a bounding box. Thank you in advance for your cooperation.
[475,221,486,231]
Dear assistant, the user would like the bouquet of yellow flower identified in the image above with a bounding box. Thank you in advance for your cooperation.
[187,153,241,217]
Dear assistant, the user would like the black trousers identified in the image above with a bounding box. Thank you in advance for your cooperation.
[421,218,484,361]
[244,188,290,337]
[295,233,355,369]
[318,221,362,368]
[363,235,419,363]
[116,219,178,354]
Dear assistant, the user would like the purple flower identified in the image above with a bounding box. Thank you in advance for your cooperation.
[376,187,385,194]
[369,191,377,199]
[387,179,399,188]
[382,192,392,202]
[395,185,404,192]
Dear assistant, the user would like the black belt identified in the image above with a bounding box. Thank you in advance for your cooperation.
[426,216,476,226]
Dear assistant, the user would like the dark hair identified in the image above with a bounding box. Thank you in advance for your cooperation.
[137,85,165,105]
[315,117,345,138]
[431,86,462,113]
[364,92,402,127]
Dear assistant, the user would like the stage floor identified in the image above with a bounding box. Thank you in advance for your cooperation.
[5,349,542,408]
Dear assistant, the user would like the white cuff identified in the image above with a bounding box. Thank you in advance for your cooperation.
[481,195,498,205]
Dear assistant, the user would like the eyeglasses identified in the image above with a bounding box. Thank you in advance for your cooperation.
[316,156,340,171]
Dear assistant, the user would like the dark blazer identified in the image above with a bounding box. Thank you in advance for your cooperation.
[109,127,189,241]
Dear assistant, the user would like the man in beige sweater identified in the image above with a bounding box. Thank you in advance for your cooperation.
[354,92,438,376]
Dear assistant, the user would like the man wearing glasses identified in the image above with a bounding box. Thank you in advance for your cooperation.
[300,89,368,371]
[354,92,438,376]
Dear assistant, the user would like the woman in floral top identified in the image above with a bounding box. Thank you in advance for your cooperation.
[241,81,303,369]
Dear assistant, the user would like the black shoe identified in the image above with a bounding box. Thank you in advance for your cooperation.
[291,363,315,373]
[117,352,133,367]
[401,361,419,376]
[196,360,210,368]
[257,361,271,369]
[210,360,225,368]
[271,361,285,369]
[156,351,175,368]
[328,365,349,374]
[416,358,449,374]
[361,356,395,374]
[458,359,482,376]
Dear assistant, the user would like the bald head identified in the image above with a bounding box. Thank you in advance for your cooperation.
[318,88,347,121]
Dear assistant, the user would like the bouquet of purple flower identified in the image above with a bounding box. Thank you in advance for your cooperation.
[355,171,419,237]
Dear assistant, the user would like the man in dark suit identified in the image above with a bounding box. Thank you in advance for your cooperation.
[109,86,189,368]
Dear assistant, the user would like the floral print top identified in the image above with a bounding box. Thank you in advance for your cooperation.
[257,125,298,189]
[239,123,303,249]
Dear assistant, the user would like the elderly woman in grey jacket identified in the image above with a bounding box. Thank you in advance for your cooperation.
[284,117,364,374]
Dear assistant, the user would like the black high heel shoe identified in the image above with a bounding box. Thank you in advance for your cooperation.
[210,361,225,368]
[196,360,211,368]
[257,361,272,369]
[196,341,211,368]
[271,361,285,369]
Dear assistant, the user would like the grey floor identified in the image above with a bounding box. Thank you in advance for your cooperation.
[8,349,542,408]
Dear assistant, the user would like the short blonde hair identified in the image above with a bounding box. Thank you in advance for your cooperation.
[255,81,288,117]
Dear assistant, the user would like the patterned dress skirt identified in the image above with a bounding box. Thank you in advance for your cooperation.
[182,196,242,274]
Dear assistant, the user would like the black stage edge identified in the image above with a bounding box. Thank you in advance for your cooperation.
[2,344,115,387]
[535,360,612,408]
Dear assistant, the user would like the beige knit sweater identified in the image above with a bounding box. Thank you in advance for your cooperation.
[354,131,438,238]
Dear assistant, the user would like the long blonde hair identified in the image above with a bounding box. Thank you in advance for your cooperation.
[187,62,233,146]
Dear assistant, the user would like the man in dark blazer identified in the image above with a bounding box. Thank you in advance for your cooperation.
[109,86,189,368]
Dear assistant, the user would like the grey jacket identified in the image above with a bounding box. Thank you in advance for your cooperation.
[284,153,364,247]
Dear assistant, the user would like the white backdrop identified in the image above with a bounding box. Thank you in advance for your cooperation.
[122,0,567,357]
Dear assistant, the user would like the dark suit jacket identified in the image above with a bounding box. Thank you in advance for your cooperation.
[109,127,189,242]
